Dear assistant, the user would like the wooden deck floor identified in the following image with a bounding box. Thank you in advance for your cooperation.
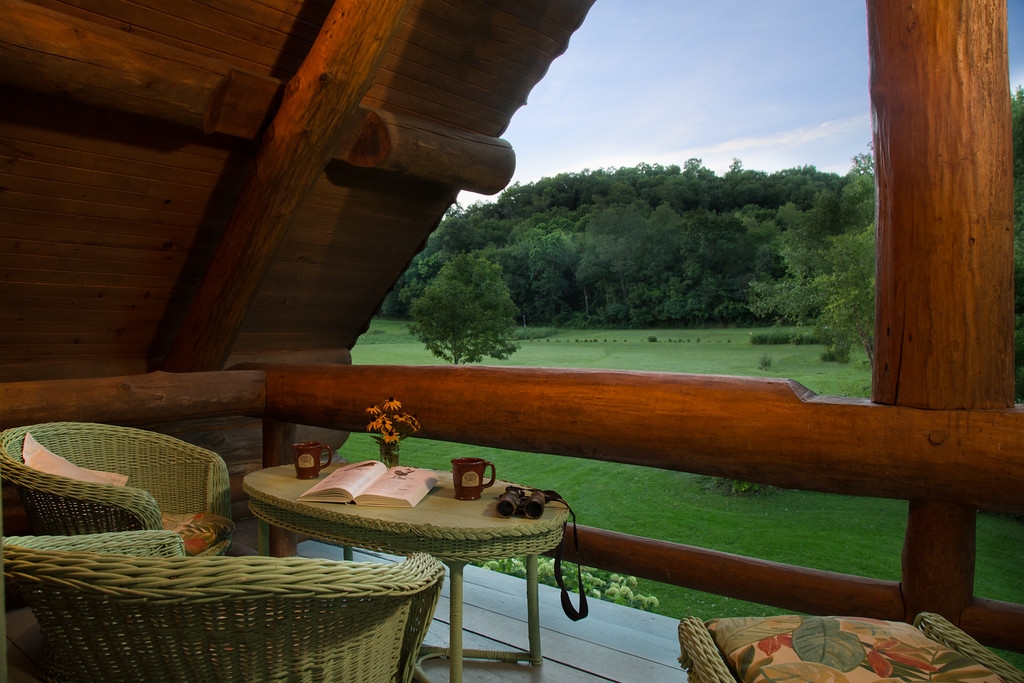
[300,541,688,683]
[6,521,689,683]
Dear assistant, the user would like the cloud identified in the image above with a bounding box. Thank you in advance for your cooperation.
[459,1,1021,206]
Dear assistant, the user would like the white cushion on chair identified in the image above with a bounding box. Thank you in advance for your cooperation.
[23,433,129,486]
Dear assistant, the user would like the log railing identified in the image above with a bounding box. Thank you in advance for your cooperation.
[251,362,1024,654]
[3,365,1023,653]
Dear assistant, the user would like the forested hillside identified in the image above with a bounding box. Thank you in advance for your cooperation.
[381,156,874,356]
[380,87,1022,379]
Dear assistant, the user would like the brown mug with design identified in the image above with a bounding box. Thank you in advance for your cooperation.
[451,457,496,500]
[293,442,333,479]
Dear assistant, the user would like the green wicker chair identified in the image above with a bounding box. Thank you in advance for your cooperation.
[678,613,1024,683]
[0,421,233,555]
[4,532,446,683]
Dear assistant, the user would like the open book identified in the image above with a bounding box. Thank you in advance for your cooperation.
[297,460,438,507]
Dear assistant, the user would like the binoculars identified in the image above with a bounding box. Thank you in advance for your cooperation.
[496,485,550,519]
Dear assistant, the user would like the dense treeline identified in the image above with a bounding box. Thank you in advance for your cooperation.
[382,88,1023,387]
[381,159,855,330]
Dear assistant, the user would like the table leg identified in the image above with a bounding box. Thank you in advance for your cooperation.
[448,560,465,683]
[257,519,269,557]
[526,554,542,665]
[416,555,544,680]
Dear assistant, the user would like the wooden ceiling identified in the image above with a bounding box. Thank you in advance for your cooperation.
[0,0,595,382]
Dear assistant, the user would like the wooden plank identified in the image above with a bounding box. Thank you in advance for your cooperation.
[0,262,180,289]
[313,543,683,682]
[0,174,228,221]
[0,90,252,172]
[0,190,217,228]
[0,281,173,303]
[299,542,685,683]
[0,221,200,253]
[32,0,295,74]
[3,156,229,205]
[162,0,416,373]
[0,357,149,384]
[0,241,188,277]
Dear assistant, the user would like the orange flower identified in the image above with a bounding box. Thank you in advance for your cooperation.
[366,398,421,445]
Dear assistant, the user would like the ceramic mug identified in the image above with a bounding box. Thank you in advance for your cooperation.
[293,442,333,479]
[451,457,496,500]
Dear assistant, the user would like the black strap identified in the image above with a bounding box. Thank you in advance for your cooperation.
[543,490,589,621]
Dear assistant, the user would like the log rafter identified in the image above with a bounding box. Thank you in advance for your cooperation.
[160,0,416,373]
[0,0,515,194]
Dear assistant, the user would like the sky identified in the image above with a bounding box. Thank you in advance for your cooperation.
[461,0,1024,205]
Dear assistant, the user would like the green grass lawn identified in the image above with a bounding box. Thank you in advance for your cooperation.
[342,319,1024,661]
[353,320,872,397]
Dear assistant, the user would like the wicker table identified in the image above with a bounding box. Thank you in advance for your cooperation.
[243,464,569,683]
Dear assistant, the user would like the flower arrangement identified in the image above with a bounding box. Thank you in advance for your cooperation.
[365,397,421,468]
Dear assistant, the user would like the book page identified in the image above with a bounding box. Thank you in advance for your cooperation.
[354,466,439,507]
[297,460,387,503]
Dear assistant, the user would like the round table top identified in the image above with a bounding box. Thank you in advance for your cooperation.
[244,463,569,562]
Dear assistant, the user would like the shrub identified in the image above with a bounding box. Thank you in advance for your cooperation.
[476,557,660,612]
[702,477,778,497]
[512,326,557,340]
[758,354,773,371]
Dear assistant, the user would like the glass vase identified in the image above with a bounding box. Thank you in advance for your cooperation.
[379,441,400,468]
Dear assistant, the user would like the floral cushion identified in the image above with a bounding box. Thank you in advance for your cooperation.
[707,615,1007,683]
[161,512,234,556]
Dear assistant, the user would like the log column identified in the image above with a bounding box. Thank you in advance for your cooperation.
[867,0,1014,621]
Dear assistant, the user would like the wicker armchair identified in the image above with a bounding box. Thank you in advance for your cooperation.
[4,532,446,683]
[0,421,233,555]
[678,613,1024,683]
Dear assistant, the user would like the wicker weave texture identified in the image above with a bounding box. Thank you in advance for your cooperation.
[913,613,1024,683]
[4,538,445,683]
[248,496,567,563]
[0,422,232,555]
[5,530,186,557]
[676,616,737,683]
[679,613,1024,683]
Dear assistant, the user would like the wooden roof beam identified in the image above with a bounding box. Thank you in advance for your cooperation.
[0,0,279,139]
[160,0,415,373]
[0,1,514,193]
[337,108,515,195]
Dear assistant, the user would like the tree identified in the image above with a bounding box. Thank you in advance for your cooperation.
[748,153,877,366]
[408,253,520,364]
[1009,87,1024,398]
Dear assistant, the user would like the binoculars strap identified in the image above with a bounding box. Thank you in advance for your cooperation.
[548,492,589,621]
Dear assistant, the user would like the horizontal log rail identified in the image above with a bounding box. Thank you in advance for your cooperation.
[559,525,905,621]
[0,370,266,428]
[255,363,1024,515]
